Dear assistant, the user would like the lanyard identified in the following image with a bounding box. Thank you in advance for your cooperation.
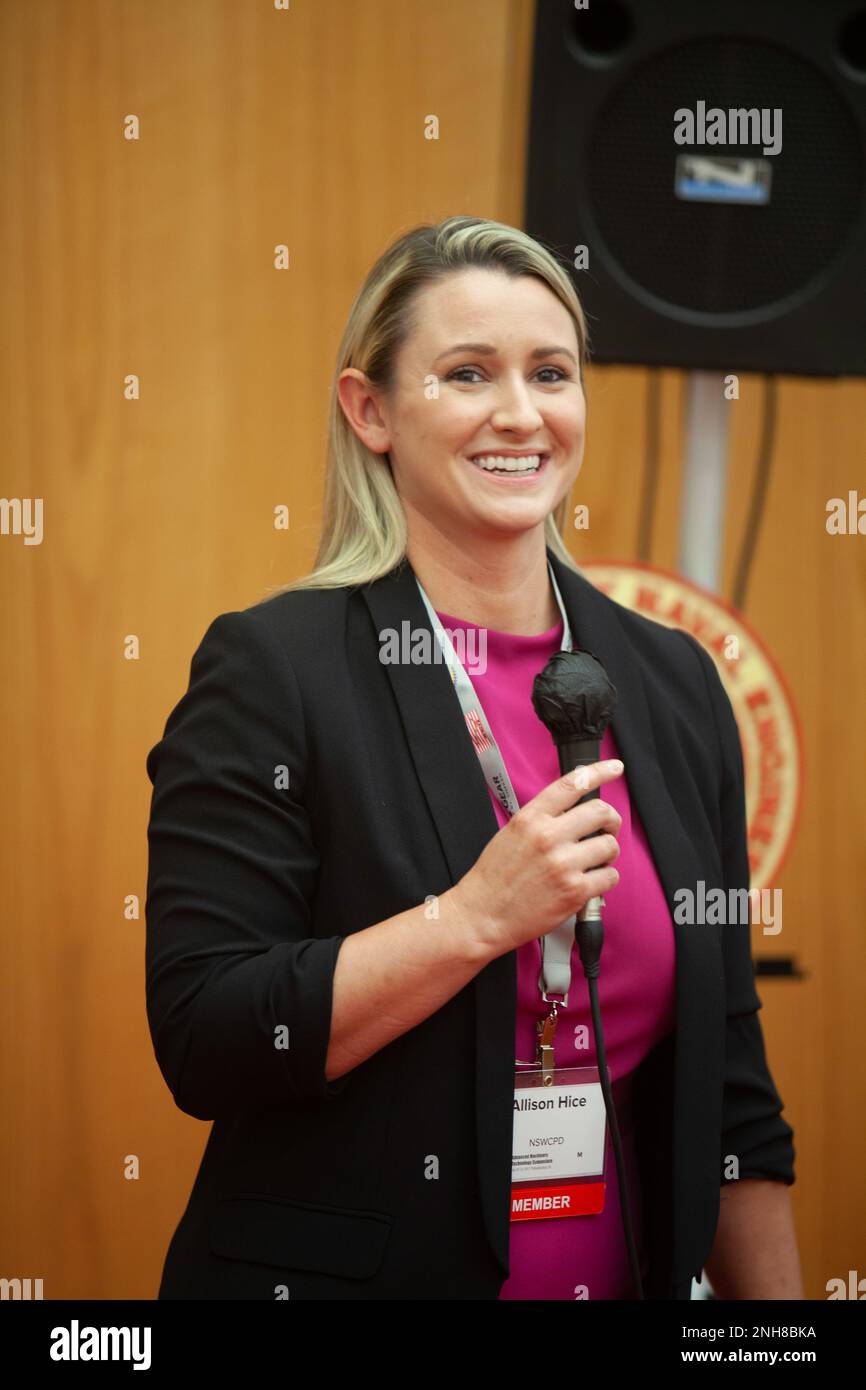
[414,561,580,1011]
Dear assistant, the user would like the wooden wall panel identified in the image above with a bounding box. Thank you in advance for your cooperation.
[1,0,862,1299]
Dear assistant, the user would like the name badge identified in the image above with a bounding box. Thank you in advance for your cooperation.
[511,1066,607,1221]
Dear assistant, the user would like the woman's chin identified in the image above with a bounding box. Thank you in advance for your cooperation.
[460,505,553,538]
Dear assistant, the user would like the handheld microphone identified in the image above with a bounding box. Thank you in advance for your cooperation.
[531,649,617,975]
[531,648,644,1301]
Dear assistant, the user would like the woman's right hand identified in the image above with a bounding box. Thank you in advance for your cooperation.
[449,759,625,958]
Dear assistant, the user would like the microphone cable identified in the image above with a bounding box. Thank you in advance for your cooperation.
[576,906,644,1300]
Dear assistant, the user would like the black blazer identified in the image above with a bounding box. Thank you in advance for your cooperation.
[145,546,795,1300]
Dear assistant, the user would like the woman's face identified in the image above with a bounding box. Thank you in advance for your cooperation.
[343,267,586,547]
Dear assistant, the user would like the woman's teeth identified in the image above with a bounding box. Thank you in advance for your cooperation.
[470,454,544,474]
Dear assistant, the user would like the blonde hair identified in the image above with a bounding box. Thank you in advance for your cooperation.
[262,215,590,598]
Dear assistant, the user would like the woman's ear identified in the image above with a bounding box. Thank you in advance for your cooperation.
[336,368,391,456]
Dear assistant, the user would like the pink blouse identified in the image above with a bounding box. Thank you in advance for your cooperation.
[434,607,677,1300]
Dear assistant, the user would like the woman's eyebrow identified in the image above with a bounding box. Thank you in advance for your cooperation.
[432,342,578,366]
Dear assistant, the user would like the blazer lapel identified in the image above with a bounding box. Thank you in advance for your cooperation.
[360,556,502,883]
[362,548,725,1282]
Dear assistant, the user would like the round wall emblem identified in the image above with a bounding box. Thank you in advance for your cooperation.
[581,561,803,891]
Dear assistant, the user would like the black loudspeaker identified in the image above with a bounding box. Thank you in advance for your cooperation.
[524,0,866,376]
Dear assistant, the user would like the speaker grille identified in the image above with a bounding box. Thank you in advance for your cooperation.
[585,37,863,315]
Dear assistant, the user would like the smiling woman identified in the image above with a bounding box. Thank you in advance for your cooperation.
[332,261,587,636]
[145,215,800,1301]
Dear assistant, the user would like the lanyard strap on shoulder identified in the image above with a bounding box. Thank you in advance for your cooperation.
[414,561,578,1005]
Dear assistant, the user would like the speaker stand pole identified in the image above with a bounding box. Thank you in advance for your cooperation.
[678,370,732,593]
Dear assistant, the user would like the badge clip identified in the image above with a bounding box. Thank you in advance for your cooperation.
[536,1002,560,1086]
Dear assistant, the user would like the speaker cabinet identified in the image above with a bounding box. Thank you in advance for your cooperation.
[524,0,866,375]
